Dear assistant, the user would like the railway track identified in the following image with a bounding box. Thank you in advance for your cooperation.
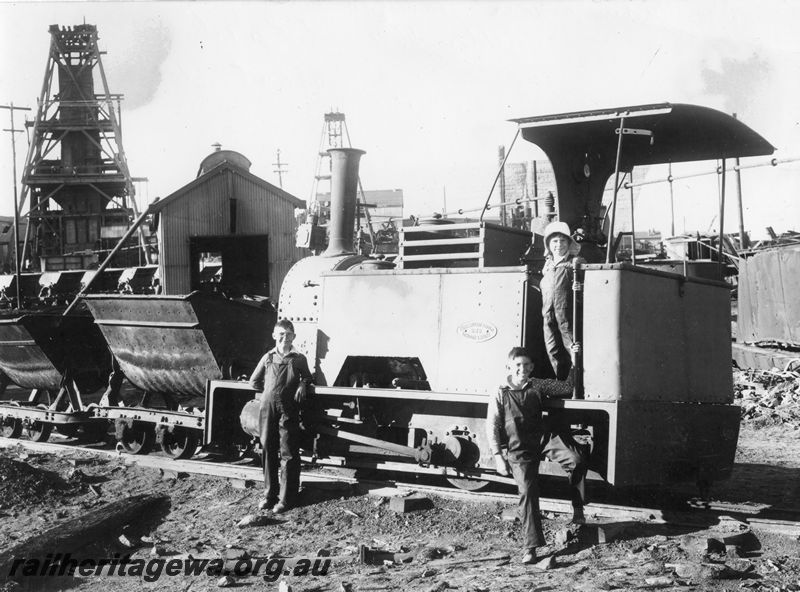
[1,435,799,537]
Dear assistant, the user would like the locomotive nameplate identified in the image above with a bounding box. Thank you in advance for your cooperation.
[457,322,497,342]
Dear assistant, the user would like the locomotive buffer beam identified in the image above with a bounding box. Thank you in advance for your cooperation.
[316,424,432,465]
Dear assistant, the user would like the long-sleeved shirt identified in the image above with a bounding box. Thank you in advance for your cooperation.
[486,376,573,458]
[249,347,312,403]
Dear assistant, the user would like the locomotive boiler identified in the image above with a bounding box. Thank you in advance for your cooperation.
[208,103,773,493]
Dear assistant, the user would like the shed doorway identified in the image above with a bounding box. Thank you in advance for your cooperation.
[189,235,269,297]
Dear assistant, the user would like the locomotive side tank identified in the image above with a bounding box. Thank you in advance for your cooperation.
[209,103,773,493]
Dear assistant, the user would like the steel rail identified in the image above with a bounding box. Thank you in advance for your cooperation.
[2,435,800,536]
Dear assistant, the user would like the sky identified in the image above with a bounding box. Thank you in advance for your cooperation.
[1,0,799,240]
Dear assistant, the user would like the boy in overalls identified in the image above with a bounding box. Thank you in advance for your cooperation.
[249,319,312,513]
[486,347,587,563]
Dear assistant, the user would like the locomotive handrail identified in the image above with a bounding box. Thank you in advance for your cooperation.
[479,128,520,223]
[621,155,800,190]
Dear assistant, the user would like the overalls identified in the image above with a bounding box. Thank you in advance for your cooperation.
[250,350,310,507]
[540,257,576,380]
[501,383,587,550]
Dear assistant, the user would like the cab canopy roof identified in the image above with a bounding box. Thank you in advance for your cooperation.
[511,102,774,167]
[508,103,775,249]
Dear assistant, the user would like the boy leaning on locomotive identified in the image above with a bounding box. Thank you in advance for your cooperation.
[249,319,312,514]
[250,221,586,564]
[486,346,588,565]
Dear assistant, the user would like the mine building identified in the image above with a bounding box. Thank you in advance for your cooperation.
[149,146,307,301]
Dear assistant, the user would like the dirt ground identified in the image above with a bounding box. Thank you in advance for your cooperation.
[0,421,798,592]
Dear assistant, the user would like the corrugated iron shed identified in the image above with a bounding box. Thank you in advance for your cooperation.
[738,243,800,347]
[150,158,306,301]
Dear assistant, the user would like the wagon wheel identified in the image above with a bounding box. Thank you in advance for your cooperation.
[0,415,22,439]
[117,421,155,455]
[160,427,200,460]
[446,477,492,492]
[25,405,53,443]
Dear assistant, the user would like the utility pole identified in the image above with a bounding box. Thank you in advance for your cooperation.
[732,113,747,249]
[1,102,32,308]
[272,149,288,189]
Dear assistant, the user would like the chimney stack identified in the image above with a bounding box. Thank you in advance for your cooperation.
[324,147,365,257]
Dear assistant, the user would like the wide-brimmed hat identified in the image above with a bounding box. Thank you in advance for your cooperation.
[543,221,581,257]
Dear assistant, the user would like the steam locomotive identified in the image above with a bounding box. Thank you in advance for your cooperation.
[206,103,773,492]
[2,103,773,495]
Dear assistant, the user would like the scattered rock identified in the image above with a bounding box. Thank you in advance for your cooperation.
[389,495,434,513]
[217,575,236,587]
[643,575,673,587]
[725,558,754,574]
[419,546,450,560]
[642,561,664,575]
[160,469,189,480]
[733,369,800,429]
[532,555,556,570]
[118,534,137,548]
[229,478,257,489]
[278,580,292,592]
[421,568,437,577]
[501,507,519,522]
[554,528,572,546]
[222,547,249,560]
[236,514,270,528]
[666,562,696,579]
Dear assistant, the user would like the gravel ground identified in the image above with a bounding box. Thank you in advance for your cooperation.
[0,420,798,592]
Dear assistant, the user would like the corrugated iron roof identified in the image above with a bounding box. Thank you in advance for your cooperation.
[149,160,305,213]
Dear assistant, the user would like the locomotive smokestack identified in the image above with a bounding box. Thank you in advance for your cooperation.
[324,147,366,257]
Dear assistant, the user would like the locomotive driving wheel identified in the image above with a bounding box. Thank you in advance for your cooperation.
[116,420,155,455]
[24,405,53,443]
[446,477,492,492]
[160,427,200,460]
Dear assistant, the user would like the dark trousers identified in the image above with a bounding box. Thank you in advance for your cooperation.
[260,397,300,507]
[509,433,587,551]
[510,459,545,549]
[543,310,573,380]
[542,433,587,511]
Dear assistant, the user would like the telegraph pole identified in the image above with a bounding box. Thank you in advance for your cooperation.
[1,102,31,308]
[273,149,288,189]
[732,113,747,249]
